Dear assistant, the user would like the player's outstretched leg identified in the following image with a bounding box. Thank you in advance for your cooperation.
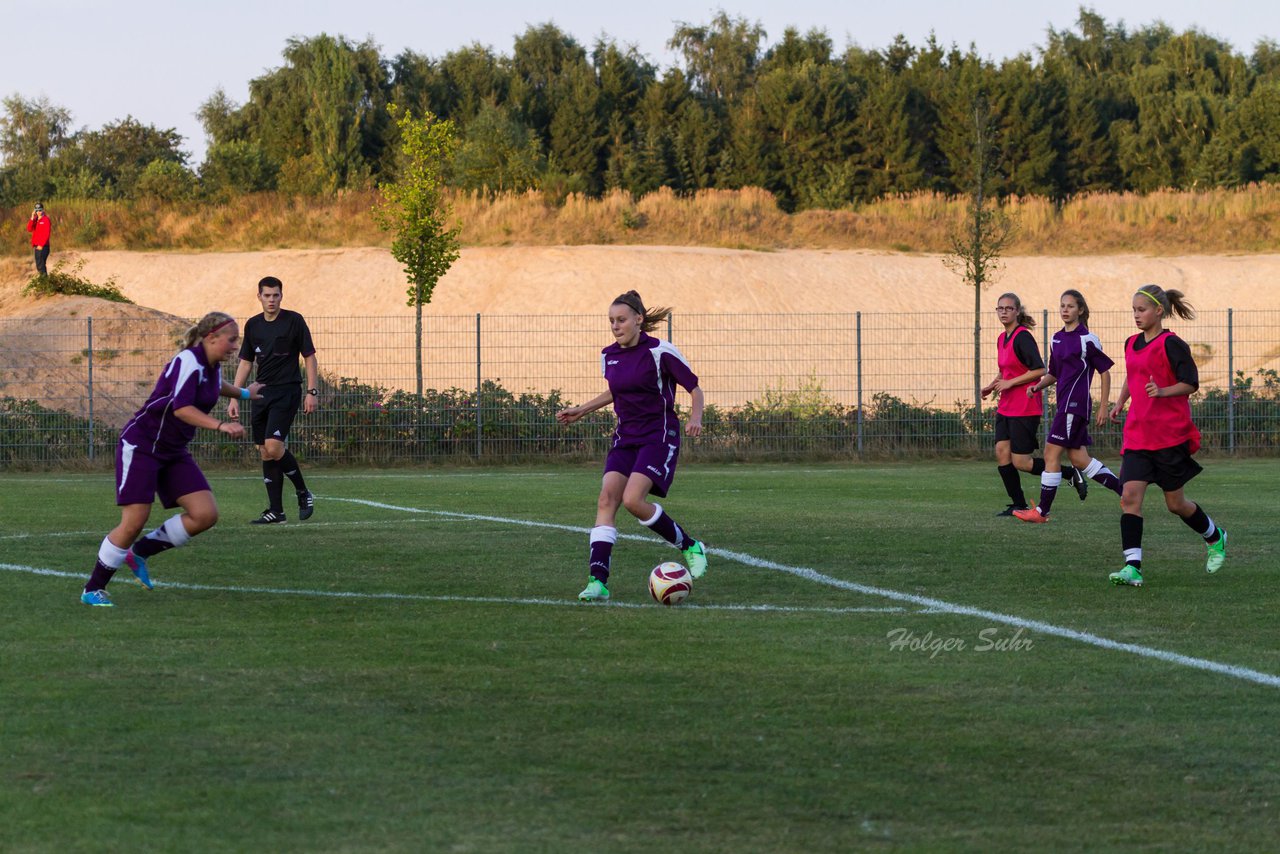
[640,504,707,579]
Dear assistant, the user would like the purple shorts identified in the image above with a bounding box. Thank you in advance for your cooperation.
[1047,410,1093,449]
[604,441,680,498]
[116,441,211,508]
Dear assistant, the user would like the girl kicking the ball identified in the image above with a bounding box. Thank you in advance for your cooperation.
[556,290,707,602]
[1106,285,1226,587]
[80,312,263,606]
[1013,289,1123,523]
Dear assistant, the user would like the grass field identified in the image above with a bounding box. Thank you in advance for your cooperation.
[2,460,1278,851]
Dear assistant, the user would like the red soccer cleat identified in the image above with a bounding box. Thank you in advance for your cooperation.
[1012,507,1049,524]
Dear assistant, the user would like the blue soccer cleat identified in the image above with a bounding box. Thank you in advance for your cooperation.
[124,550,153,589]
[80,589,114,607]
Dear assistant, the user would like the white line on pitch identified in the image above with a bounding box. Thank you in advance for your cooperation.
[327,496,1280,690]
[0,564,903,616]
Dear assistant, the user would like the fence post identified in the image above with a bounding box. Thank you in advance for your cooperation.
[87,317,94,461]
[475,313,482,459]
[667,312,672,343]
[1227,307,1234,454]
[1042,309,1049,360]
[856,311,863,454]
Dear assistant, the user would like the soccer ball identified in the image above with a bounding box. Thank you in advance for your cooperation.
[648,561,692,606]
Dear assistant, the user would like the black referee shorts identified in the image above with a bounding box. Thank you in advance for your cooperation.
[251,385,302,446]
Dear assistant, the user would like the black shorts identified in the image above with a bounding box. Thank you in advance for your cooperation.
[251,384,302,445]
[995,414,1040,455]
[1120,443,1203,492]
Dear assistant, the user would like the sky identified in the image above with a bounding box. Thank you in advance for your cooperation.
[1,0,1277,164]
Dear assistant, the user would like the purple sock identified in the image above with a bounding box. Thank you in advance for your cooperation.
[1038,483,1059,515]
[588,526,616,583]
[642,505,694,550]
[133,515,192,558]
[1093,470,1122,494]
[84,559,117,592]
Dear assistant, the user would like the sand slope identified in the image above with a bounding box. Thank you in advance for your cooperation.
[29,246,1280,320]
[3,247,1278,416]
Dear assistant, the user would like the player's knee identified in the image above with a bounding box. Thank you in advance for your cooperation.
[188,508,219,533]
[622,494,649,518]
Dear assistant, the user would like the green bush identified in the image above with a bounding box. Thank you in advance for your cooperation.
[22,259,132,303]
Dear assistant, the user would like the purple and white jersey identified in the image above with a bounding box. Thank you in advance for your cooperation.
[120,346,222,454]
[1048,326,1114,418]
[602,332,699,446]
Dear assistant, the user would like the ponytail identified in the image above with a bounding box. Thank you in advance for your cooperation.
[1136,285,1196,321]
[612,290,673,333]
[182,312,236,349]
[999,292,1036,330]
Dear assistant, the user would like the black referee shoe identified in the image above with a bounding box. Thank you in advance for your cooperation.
[297,490,315,521]
[251,509,287,525]
[996,504,1028,517]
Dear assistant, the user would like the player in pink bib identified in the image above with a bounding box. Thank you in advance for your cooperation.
[980,293,1080,515]
[1106,285,1226,587]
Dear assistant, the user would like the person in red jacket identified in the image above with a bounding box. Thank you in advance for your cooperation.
[26,202,51,275]
[1106,285,1226,587]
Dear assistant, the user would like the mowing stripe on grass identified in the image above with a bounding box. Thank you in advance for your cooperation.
[0,563,903,615]
[331,497,1280,690]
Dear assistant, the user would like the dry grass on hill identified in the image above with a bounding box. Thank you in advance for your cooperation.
[4,184,1280,257]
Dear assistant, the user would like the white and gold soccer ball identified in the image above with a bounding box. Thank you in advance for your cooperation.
[648,561,693,606]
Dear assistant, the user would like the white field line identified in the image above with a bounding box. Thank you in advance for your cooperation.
[4,491,1277,688]
[326,496,1280,690]
[0,516,468,541]
[0,563,903,616]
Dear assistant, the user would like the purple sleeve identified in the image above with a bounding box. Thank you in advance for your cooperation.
[168,355,203,410]
[661,351,699,393]
[1086,340,1114,374]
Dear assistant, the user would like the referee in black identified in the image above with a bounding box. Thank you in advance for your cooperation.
[227,276,319,524]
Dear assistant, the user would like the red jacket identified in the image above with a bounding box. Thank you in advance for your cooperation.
[27,214,51,246]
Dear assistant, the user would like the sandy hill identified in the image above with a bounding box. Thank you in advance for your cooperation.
[6,246,1279,321]
[3,247,1279,416]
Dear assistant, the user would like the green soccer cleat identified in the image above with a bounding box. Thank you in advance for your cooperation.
[1109,565,1144,587]
[1205,529,1227,574]
[578,578,610,602]
[682,540,708,579]
[80,589,114,607]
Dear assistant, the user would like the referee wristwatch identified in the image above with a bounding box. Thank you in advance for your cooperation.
[307,388,319,396]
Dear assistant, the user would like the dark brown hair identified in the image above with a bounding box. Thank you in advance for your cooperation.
[612,290,673,333]
[258,276,283,294]
[1061,289,1090,326]
[1135,285,1196,320]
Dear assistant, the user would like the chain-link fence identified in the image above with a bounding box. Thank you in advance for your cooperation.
[2,310,1278,467]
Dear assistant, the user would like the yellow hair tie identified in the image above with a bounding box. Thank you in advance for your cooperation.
[1138,288,1162,305]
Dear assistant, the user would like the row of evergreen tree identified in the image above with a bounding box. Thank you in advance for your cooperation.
[3,10,1279,210]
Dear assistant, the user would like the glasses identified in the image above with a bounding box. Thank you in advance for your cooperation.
[995,307,1017,312]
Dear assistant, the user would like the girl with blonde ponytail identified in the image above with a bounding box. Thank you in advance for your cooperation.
[79,312,264,607]
[1105,285,1226,587]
